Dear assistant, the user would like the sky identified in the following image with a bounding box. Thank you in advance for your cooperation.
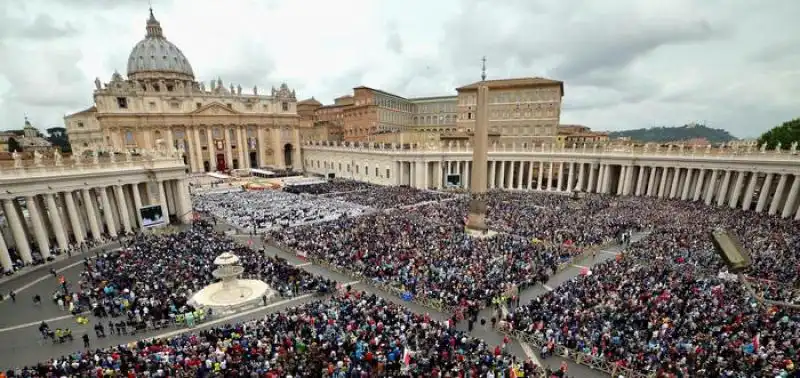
[0,0,798,138]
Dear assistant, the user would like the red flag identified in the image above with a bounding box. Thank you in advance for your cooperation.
[402,348,412,366]
[753,333,760,350]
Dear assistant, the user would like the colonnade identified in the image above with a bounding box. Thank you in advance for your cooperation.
[391,159,800,220]
[0,179,192,272]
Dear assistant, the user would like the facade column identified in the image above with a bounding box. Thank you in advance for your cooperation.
[716,170,732,207]
[26,195,51,259]
[166,127,174,152]
[44,193,69,252]
[63,191,85,244]
[99,188,117,236]
[114,185,132,233]
[729,171,746,208]
[681,168,694,200]
[205,127,216,172]
[782,175,800,218]
[177,179,193,224]
[576,163,586,192]
[692,169,706,201]
[193,126,205,172]
[158,181,170,224]
[132,183,144,228]
[537,162,545,190]
[224,127,234,169]
[271,127,285,169]
[0,231,11,272]
[566,162,575,192]
[488,161,497,189]
[3,199,32,263]
[82,189,102,240]
[755,173,774,212]
[635,166,646,196]
[768,174,788,215]
[292,128,303,171]
[465,162,471,190]
[257,127,267,168]
[547,161,554,191]
[236,126,246,169]
[741,172,759,210]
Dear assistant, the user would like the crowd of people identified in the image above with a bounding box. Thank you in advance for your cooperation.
[328,186,453,210]
[13,293,562,377]
[193,191,369,232]
[283,179,381,195]
[270,208,587,308]
[502,199,800,377]
[67,221,330,328]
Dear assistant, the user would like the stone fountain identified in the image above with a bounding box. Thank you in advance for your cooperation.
[189,252,275,314]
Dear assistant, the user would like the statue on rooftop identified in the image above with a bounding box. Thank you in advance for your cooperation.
[54,149,63,166]
[12,150,22,168]
[33,150,43,166]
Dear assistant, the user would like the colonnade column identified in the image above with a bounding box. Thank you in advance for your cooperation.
[768,174,788,215]
[527,161,535,190]
[576,163,586,192]
[692,169,706,201]
[2,199,31,263]
[703,169,719,205]
[82,189,102,240]
[63,191,85,244]
[547,161,554,191]
[26,195,51,259]
[114,185,132,234]
[0,231,11,272]
[645,167,656,196]
[669,168,680,198]
[566,162,574,192]
[556,162,565,191]
[617,166,627,195]
[44,193,69,252]
[587,164,597,193]
[537,162,545,190]
[498,161,506,189]
[635,166,646,196]
[729,171,746,208]
[597,164,606,193]
[516,162,525,190]
[755,173,774,212]
[716,170,732,207]
[99,188,117,236]
[741,173,759,211]
[681,168,693,200]
[782,175,800,218]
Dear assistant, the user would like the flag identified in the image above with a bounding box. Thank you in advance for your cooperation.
[753,333,760,350]
[402,348,412,367]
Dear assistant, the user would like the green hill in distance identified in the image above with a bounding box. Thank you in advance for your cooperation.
[608,124,738,144]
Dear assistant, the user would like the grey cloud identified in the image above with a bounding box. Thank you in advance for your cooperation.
[386,27,403,55]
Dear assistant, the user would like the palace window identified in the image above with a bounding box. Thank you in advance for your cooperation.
[281,102,289,111]
[77,121,84,128]
[170,102,179,109]
[375,167,379,176]
[148,101,156,110]
[116,97,128,109]
[196,102,202,109]
[386,169,391,179]
[125,131,135,145]
[227,103,233,109]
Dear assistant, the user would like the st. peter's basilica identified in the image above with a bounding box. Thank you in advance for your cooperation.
[64,9,304,173]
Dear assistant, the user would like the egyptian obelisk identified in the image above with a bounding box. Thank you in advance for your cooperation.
[465,82,490,232]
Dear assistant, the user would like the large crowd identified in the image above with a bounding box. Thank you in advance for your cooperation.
[193,191,369,232]
[328,186,453,209]
[16,294,556,377]
[502,200,800,377]
[283,179,381,195]
[69,221,329,327]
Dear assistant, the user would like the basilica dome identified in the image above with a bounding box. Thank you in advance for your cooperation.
[126,9,194,81]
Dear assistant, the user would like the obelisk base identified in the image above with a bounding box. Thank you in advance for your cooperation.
[465,198,488,232]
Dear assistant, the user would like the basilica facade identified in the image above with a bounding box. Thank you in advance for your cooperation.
[65,9,304,173]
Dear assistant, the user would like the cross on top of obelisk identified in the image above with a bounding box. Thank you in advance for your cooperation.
[481,56,487,81]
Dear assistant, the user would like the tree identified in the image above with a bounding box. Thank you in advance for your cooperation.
[45,126,72,153]
[757,118,800,150]
[7,137,22,152]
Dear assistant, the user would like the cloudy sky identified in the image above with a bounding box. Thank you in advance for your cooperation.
[1,0,798,138]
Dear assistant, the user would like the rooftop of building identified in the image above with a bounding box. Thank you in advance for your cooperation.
[456,77,564,94]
